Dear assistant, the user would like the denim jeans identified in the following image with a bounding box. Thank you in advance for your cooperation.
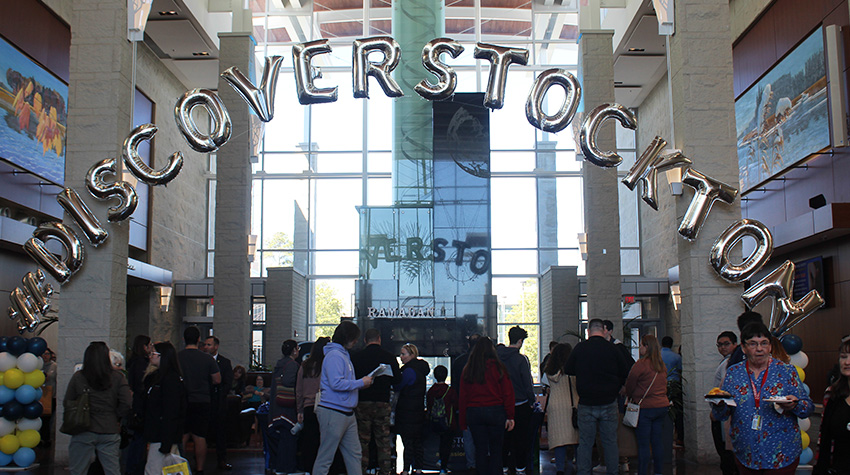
[467,405,507,475]
[68,432,121,475]
[463,428,476,468]
[635,406,667,475]
[576,402,618,475]
[553,444,577,474]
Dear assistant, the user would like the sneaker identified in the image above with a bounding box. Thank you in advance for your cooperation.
[503,468,509,475]
[592,466,606,473]
[619,462,629,473]
[516,468,526,475]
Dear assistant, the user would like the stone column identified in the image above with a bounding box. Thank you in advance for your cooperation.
[264,267,308,367]
[214,33,254,365]
[667,0,742,463]
[578,31,624,339]
[56,0,133,462]
[539,266,580,347]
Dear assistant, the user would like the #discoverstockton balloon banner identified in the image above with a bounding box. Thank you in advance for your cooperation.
[6,35,825,336]
[0,336,46,469]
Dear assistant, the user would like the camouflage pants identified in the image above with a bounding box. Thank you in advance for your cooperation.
[356,401,394,475]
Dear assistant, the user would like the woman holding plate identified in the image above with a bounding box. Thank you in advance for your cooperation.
[711,322,813,474]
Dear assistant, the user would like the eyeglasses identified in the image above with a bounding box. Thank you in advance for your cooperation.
[745,341,771,349]
[716,342,732,348]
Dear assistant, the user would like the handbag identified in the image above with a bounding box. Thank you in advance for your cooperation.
[60,387,91,435]
[275,360,296,408]
[623,372,658,428]
[568,376,579,430]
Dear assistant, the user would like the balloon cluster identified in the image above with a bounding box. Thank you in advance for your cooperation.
[781,334,813,465]
[0,336,46,468]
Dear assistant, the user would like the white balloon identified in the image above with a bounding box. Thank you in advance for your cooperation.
[35,357,43,371]
[0,418,15,437]
[0,353,17,372]
[789,351,809,369]
[798,417,811,432]
[16,417,41,432]
[16,354,39,373]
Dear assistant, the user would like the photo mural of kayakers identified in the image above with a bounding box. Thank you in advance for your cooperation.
[735,27,830,194]
[0,35,68,186]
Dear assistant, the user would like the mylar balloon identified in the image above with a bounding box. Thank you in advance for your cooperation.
[25,338,46,358]
[3,370,23,390]
[14,386,36,405]
[5,338,25,358]
[22,402,41,420]
[0,354,17,372]
[15,354,37,374]
[22,371,44,389]
[12,446,34,467]
[16,430,38,449]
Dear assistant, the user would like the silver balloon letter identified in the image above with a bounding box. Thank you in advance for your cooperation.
[678,168,738,241]
[293,40,338,105]
[123,124,184,185]
[579,103,637,168]
[85,158,139,222]
[415,38,464,101]
[23,223,85,283]
[221,55,284,122]
[174,89,232,153]
[741,260,825,336]
[709,219,773,283]
[621,141,693,210]
[352,36,403,99]
[474,43,529,109]
[525,69,581,133]
[57,188,108,247]
[7,270,53,334]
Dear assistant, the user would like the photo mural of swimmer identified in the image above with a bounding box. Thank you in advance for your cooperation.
[0,36,68,186]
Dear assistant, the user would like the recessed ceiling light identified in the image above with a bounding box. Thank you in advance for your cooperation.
[158,10,179,15]
[193,51,210,56]
[628,47,645,52]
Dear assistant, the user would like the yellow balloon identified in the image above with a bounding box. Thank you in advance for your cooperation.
[795,365,806,382]
[3,369,24,389]
[23,371,44,388]
[0,372,5,386]
[0,434,19,455]
[16,430,39,449]
[801,431,810,450]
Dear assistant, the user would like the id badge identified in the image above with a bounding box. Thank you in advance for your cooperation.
[751,415,762,430]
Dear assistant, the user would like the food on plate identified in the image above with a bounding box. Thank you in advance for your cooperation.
[706,387,732,397]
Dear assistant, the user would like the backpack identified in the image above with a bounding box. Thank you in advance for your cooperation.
[429,385,451,432]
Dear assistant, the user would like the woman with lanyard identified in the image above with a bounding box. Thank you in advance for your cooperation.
[712,322,813,474]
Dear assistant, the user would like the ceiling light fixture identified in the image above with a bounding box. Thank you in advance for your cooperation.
[193,51,210,56]
[158,10,178,15]
[628,47,645,52]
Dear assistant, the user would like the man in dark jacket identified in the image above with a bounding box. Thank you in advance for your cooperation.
[451,333,480,472]
[565,318,629,475]
[496,326,535,475]
[351,328,401,475]
[204,336,234,470]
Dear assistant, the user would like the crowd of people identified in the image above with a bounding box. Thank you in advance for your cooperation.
[55,312,850,475]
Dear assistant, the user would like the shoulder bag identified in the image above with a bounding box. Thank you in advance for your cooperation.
[568,376,579,429]
[60,386,91,435]
[623,371,658,428]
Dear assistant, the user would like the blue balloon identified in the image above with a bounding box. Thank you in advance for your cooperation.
[25,338,46,357]
[0,451,11,466]
[799,447,813,465]
[0,338,7,354]
[14,386,36,405]
[0,387,14,405]
[781,334,803,355]
[802,383,811,396]
[5,337,26,357]
[12,447,35,467]
[2,401,23,421]
[34,388,42,401]
[22,401,41,419]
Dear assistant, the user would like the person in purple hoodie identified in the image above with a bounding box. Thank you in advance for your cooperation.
[312,321,374,475]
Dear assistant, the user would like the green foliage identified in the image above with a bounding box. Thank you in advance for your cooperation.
[315,283,344,326]
[264,231,294,267]
[503,279,540,377]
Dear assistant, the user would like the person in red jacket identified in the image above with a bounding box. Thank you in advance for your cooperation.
[459,337,515,475]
